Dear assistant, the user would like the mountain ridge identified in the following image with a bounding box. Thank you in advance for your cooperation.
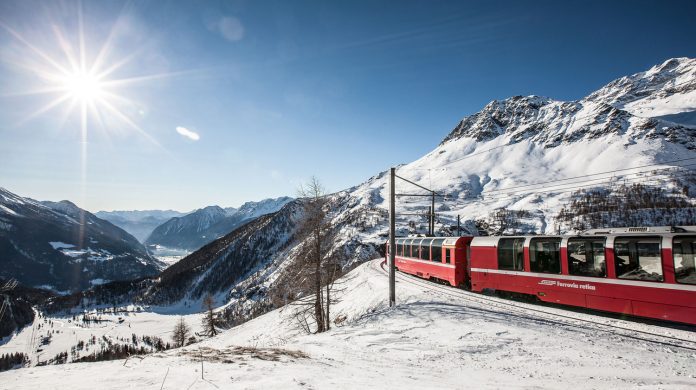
[0,187,165,292]
[144,197,293,251]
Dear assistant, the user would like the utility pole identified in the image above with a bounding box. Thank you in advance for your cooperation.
[388,170,444,307]
[389,167,396,307]
[457,215,461,236]
[430,193,435,236]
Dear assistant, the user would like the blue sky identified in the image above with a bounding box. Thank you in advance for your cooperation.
[1,0,695,212]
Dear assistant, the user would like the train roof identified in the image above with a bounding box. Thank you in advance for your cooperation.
[393,227,696,247]
[395,236,471,246]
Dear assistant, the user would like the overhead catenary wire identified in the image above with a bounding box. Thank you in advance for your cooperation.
[391,170,694,220]
[476,169,695,203]
[477,167,696,201]
[393,168,694,209]
[394,159,696,204]
[474,158,696,194]
[397,157,696,196]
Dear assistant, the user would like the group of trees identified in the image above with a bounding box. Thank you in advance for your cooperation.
[45,333,172,366]
[170,294,218,348]
[476,208,532,235]
[73,344,153,363]
[556,183,695,230]
[0,352,27,371]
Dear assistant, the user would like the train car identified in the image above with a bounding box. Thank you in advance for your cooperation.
[468,226,696,324]
[390,236,471,287]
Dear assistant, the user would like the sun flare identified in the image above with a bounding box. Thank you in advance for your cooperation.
[0,12,172,148]
[61,71,105,103]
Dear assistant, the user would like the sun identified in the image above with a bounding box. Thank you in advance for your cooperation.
[61,71,105,103]
[0,9,174,148]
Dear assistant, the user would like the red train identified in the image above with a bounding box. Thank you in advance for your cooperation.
[388,226,696,325]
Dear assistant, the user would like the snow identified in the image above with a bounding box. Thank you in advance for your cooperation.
[149,246,191,266]
[624,92,696,118]
[89,278,109,286]
[586,57,696,126]
[0,204,20,216]
[0,305,205,365]
[59,248,88,258]
[55,247,116,262]
[2,260,695,389]
[48,242,74,250]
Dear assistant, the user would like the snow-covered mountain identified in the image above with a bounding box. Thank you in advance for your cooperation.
[0,188,165,292]
[585,57,696,126]
[94,210,186,243]
[144,197,293,252]
[43,58,696,328]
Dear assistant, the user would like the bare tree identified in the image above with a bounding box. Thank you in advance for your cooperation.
[201,294,217,337]
[272,176,343,334]
[298,177,328,332]
[171,317,191,348]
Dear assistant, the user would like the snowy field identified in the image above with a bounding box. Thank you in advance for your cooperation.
[0,306,205,366]
[149,246,192,266]
[2,259,696,389]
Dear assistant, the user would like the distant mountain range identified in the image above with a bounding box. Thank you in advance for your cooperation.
[95,210,186,242]
[144,197,293,251]
[0,188,165,292]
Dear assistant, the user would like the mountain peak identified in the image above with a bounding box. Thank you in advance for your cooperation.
[441,95,563,144]
[441,58,696,147]
[584,57,696,125]
[197,205,226,215]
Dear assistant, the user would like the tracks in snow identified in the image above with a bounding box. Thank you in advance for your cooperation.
[374,260,696,352]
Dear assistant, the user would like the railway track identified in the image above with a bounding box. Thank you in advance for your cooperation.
[375,260,696,352]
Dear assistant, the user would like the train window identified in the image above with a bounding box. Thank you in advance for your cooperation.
[498,238,525,271]
[568,238,606,277]
[431,239,445,263]
[445,248,451,264]
[411,238,420,258]
[674,236,696,285]
[420,238,432,261]
[431,245,442,262]
[614,237,663,282]
[529,238,561,274]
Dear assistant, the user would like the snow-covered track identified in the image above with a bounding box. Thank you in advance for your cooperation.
[377,260,696,352]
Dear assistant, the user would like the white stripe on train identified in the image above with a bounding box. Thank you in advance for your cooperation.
[469,268,696,292]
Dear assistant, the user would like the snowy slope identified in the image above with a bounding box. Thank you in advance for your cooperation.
[2,260,695,389]
[586,57,696,125]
